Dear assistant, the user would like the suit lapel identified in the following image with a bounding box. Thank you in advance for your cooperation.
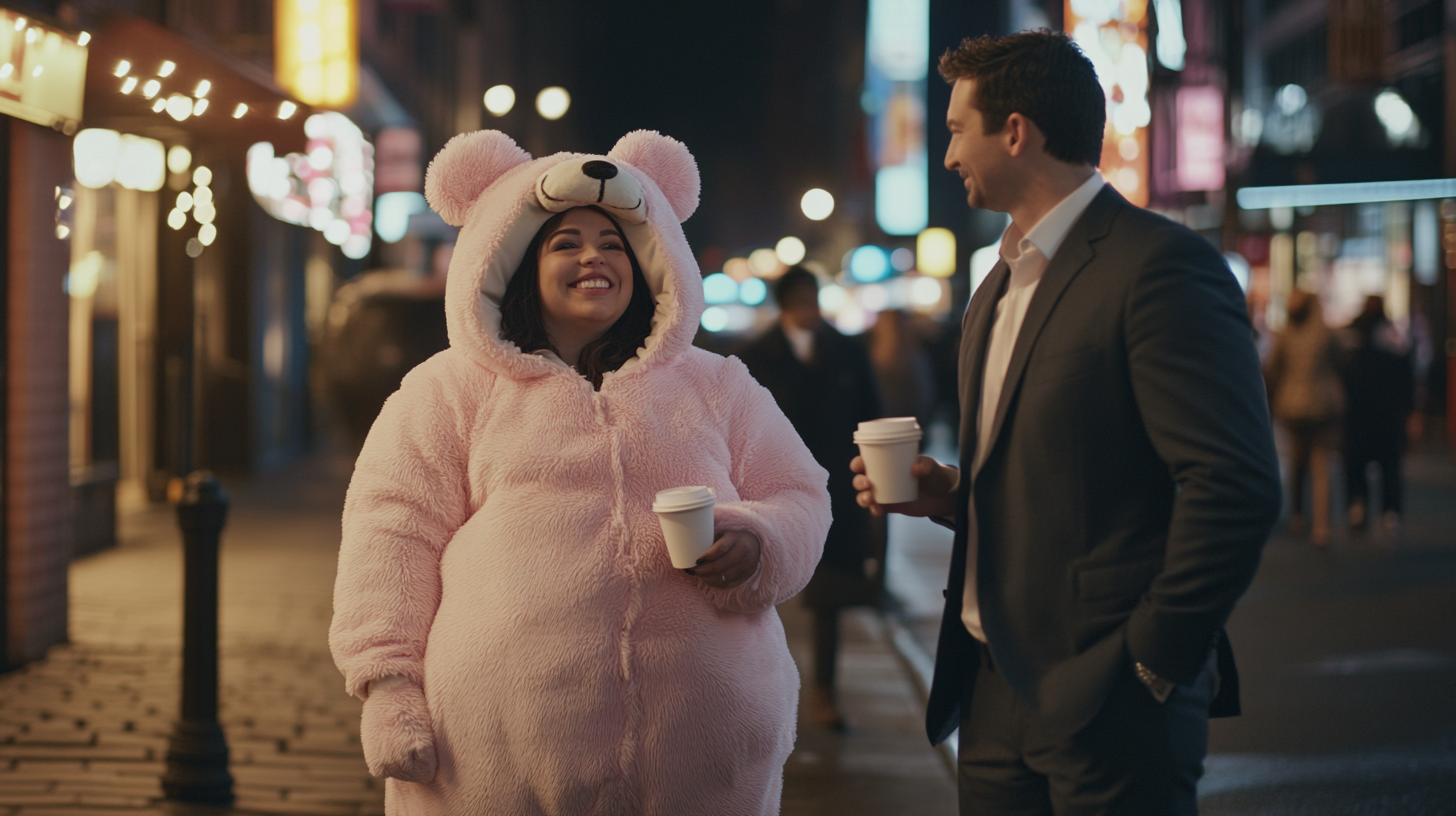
[958,261,1010,476]
[977,187,1124,475]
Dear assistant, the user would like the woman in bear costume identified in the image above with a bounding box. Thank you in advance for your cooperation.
[329,129,831,816]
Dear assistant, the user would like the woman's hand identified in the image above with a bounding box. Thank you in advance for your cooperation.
[361,679,437,783]
[851,454,959,519]
[687,530,761,590]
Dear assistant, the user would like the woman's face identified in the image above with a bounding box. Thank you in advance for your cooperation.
[537,207,636,342]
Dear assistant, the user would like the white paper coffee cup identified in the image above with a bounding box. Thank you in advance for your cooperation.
[653,486,717,569]
[854,418,923,504]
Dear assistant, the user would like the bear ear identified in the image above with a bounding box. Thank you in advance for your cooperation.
[608,130,700,222]
[424,131,533,226]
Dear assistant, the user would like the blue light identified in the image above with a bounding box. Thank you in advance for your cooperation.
[849,246,891,283]
[702,272,739,305]
[701,306,729,332]
[875,161,928,235]
[739,277,767,306]
[375,192,427,243]
[1236,178,1456,210]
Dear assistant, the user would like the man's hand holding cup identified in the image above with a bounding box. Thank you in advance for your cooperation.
[851,454,959,519]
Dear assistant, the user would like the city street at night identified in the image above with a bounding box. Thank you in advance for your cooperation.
[4,0,1456,814]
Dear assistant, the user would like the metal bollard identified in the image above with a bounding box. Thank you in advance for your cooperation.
[161,471,235,804]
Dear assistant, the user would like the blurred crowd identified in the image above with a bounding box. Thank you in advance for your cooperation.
[1264,292,1419,547]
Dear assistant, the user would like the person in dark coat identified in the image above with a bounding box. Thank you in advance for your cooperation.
[737,266,884,730]
[1341,295,1415,537]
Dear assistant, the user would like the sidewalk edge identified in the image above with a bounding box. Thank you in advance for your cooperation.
[877,608,958,776]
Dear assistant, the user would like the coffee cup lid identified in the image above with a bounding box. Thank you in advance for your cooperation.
[653,485,715,513]
[855,417,922,442]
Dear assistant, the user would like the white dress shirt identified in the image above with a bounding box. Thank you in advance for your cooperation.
[783,323,815,364]
[962,172,1105,642]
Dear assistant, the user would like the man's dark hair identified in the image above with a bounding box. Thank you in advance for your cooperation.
[938,30,1105,166]
[500,206,656,390]
[774,266,819,306]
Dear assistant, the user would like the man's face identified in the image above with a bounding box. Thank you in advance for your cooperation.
[944,78,1010,212]
[779,286,823,332]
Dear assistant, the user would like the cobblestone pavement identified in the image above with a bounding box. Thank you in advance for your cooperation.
[1,450,954,815]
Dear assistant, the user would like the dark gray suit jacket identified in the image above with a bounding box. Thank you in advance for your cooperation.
[925,185,1282,745]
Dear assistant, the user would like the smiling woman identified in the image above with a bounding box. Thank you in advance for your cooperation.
[500,205,656,388]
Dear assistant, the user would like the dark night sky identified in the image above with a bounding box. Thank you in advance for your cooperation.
[562,0,868,257]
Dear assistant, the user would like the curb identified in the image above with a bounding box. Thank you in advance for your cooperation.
[877,607,958,776]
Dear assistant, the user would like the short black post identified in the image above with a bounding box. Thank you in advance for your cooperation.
[162,471,235,805]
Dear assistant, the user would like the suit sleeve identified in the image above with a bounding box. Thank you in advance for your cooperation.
[707,356,831,614]
[1122,234,1283,685]
[328,355,477,699]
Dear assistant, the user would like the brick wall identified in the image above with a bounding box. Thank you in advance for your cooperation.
[6,120,73,665]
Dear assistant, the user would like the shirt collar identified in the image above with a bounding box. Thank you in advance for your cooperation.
[1021,171,1105,263]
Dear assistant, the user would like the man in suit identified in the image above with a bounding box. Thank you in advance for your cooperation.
[739,266,884,731]
[851,31,1281,815]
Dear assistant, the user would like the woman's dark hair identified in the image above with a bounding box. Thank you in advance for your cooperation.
[500,206,657,389]
[938,30,1105,167]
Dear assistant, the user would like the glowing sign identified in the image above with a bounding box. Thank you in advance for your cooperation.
[0,10,86,130]
[275,0,358,108]
[866,0,929,235]
[1067,0,1150,206]
[1176,86,1223,191]
[916,227,956,278]
[248,112,373,259]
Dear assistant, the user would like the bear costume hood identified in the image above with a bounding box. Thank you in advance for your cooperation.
[425,129,703,382]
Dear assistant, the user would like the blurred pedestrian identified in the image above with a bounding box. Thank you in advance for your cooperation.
[1266,289,1346,546]
[1340,295,1414,538]
[869,309,936,439]
[331,133,830,815]
[852,30,1280,815]
[738,266,884,731]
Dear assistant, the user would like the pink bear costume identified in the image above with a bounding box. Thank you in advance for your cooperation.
[329,130,832,816]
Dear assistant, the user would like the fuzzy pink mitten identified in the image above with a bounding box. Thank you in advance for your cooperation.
[361,677,437,782]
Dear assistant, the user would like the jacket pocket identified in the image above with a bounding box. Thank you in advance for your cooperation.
[1074,555,1163,602]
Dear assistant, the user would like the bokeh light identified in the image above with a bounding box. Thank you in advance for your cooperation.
[775,236,806,266]
[801,188,834,220]
[849,245,890,283]
[484,85,516,116]
[536,87,571,120]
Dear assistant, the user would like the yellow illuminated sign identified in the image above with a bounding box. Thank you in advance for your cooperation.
[0,9,87,130]
[916,227,956,278]
[1066,0,1150,207]
[275,0,357,109]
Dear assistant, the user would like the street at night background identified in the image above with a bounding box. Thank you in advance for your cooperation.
[0,1,1453,814]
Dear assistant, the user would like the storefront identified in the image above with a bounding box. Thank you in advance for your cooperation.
[1,5,87,667]
[69,13,317,536]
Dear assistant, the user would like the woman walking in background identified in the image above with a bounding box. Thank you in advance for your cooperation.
[1266,289,1345,546]
[1341,295,1415,539]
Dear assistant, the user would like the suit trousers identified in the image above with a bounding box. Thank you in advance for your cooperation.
[957,644,1217,816]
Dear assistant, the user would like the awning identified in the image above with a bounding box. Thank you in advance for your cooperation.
[82,14,312,153]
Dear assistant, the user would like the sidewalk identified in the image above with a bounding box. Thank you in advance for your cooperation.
[0,449,955,816]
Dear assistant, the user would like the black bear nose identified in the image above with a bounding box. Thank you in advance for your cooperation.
[581,160,618,180]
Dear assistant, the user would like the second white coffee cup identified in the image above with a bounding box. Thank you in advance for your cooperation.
[653,486,717,569]
[854,417,923,504]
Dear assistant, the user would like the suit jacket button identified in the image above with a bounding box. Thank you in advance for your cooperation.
[942,589,948,599]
